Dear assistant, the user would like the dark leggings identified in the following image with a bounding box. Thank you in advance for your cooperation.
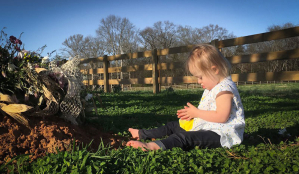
[138,121,221,150]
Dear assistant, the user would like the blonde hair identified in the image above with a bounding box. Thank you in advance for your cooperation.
[187,44,231,79]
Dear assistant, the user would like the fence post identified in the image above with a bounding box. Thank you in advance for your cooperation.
[90,61,94,87]
[88,63,91,87]
[103,55,110,93]
[159,68,162,92]
[152,49,159,94]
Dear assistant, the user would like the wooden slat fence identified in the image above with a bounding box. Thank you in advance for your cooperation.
[79,27,299,93]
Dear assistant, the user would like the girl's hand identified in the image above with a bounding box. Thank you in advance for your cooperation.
[177,102,199,120]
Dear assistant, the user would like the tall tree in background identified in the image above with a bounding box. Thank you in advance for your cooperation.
[139,27,156,50]
[139,21,178,50]
[62,34,85,57]
[139,22,236,77]
[176,24,236,57]
[138,21,179,78]
[96,15,138,79]
[176,25,203,45]
[84,36,105,58]
[200,24,235,43]
[96,15,138,55]
[61,34,104,58]
[61,34,105,81]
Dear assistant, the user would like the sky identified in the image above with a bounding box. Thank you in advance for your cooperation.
[1,0,298,58]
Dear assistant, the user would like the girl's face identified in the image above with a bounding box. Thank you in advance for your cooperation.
[195,68,222,90]
[196,75,218,90]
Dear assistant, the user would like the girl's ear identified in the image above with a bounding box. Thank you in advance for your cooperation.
[211,66,219,75]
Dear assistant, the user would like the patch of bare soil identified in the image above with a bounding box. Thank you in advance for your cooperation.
[0,114,129,165]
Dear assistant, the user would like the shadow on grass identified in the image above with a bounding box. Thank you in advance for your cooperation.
[244,102,299,119]
[242,122,299,147]
[241,89,299,119]
[88,90,203,134]
[85,113,178,135]
[97,90,203,109]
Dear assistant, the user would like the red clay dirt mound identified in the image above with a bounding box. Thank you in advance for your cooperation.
[0,114,129,165]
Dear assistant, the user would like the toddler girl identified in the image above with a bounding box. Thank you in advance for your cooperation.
[126,44,245,151]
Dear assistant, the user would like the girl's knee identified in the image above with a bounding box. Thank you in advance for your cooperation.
[169,132,189,144]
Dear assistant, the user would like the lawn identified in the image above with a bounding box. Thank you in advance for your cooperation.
[1,83,299,173]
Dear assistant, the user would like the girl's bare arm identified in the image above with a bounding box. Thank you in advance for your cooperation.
[177,91,233,123]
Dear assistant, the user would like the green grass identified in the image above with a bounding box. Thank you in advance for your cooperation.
[89,90,203,133]
[2,83,299,173]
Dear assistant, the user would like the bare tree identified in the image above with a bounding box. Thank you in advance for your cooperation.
[96,15,138,55]
[196,24,236,58]
[61,34,104,58]
[96,15,138,79]
[139,27,157,50]
[176,25,203,45]
[201,24,235,43]
[84,36,105,58]
[62,34,85,57]
[61,34,106,83]
[139,21,178,50]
